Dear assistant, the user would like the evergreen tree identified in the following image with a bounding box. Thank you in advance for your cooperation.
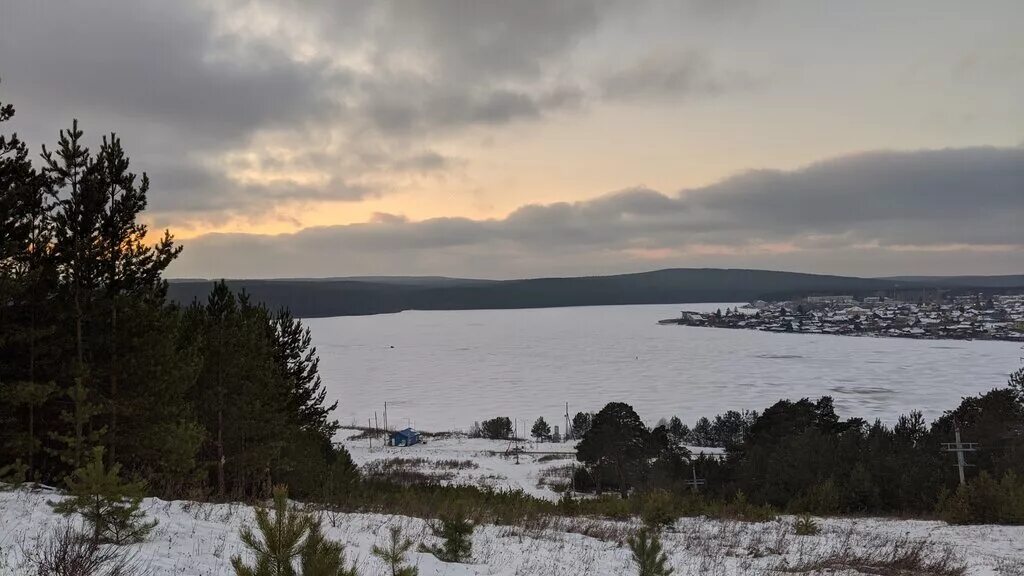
[301,519,359,576]
[479,417,513,440]
[1010,367,1024,402]
[272,308,338,439]
[571,412,593,439]
[93,133,181,465]
[371,526,418,576]
[576,402,651,498]
[627,529,673,576]
[667,416,687,442]
[0,380,55,479]
[531,417,551,441]
[50,446,156,545]
[0,85,60,480]
[232,486,311,576]
[44,120,105,470]
[425,511,473,563]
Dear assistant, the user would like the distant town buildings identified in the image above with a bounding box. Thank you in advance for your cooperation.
[662,293,1024,341]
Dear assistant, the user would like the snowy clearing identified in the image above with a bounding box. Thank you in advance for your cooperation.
[2,489,1023,575]
[339,431,725,501]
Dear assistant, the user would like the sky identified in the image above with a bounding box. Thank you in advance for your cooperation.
[1,0,1022,279]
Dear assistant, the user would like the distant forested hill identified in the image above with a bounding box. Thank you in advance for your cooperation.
[164,268,1015,318]
[882,275,1024,288]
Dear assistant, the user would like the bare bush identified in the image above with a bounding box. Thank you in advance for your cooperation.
[778,535,966,576]
[23,522,143,576]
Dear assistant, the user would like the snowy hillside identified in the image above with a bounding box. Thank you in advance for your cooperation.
[2,488,1022,576]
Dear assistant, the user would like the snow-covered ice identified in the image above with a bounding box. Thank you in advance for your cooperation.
[309,303,1023,432]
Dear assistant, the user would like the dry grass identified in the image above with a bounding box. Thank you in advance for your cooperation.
[776,535,966,576]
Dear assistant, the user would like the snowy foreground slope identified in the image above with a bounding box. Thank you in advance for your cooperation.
[2,488,1023,576]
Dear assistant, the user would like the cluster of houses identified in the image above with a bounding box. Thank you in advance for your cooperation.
[663,294,1024,341]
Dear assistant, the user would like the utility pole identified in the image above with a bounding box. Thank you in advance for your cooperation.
[565,402,571,442]
[684,465,705,491]
[941,419,978,486]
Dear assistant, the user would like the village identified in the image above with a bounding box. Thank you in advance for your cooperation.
[661,293,1024,341]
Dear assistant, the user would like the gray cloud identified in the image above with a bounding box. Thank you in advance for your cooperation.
[172,146,1024,278]
[0,0,622,217]
[602,51,759,102]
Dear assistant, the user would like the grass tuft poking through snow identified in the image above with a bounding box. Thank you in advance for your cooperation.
[3,488,1024,575]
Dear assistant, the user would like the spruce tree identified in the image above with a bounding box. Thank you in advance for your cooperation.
[51,446,156,545]
[627,529,673,576]
[371,526,418,576]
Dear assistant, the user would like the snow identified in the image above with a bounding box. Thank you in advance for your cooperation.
[307,303,1023,432]
[339,432,725,502]
[2,488,1022,575]
[341,433,579,500]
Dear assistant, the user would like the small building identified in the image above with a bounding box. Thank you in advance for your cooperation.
[389,428,421,447]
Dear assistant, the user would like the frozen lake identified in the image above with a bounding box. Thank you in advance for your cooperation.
[307,303,1023,433]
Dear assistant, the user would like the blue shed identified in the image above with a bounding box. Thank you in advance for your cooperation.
[389,428,421,447]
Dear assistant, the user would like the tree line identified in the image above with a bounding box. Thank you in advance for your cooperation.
[572,369,1024,523]
[0,86,355,501]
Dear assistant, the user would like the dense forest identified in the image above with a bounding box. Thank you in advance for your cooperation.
[0,88,355,501]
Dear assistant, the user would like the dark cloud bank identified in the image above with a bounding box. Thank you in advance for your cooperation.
[173,146,1024,279]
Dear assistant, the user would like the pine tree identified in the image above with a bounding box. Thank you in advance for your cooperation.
[232,486,358,576]
[531,417,551,442]
[0,82,59,480]
[371,526,418,576]
[425,511,473,563]
[94,133,181,465]
[627,529,673,576]
[49,379,104,470]
[272,308,338,439]
[1010,367,1024,403]
[44,120,105,470]
[576,402,651,498]
[50,446,156,545]
[232,486,311,576]
[571,412,593,439]
[300,519,359,576]
[0,380,55,478]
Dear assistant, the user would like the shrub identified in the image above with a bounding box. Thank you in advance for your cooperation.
[937,471,1024,525]
[627,528,674,576]
[794,514,820,536]
[639,490,679,528]
[717,490,777,523]
[791,478,841,515]
[50,447,157,545]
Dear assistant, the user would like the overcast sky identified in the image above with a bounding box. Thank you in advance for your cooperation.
[2,1,1022,279]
